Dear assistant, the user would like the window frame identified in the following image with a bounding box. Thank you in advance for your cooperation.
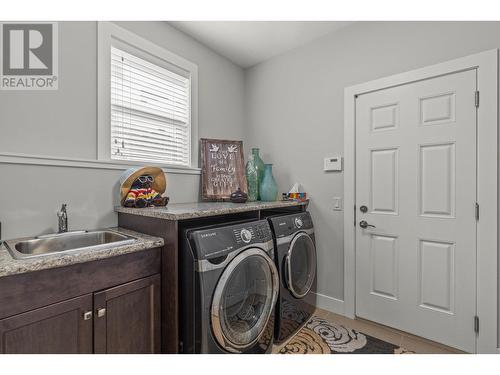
[97,22,199,171]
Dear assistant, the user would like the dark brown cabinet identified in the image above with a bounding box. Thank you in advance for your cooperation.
[94,274,161,354]
[0,248,162,354]
[0,294,93,354]
[0,273,161,354]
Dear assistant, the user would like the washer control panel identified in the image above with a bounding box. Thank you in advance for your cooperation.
[234,227,254,243]
[233,221,272,245]
[189,220,273,260]
[240,229,252,243]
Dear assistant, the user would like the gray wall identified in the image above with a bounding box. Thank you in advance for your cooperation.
[244,21,500,305]
[0,21,245,239]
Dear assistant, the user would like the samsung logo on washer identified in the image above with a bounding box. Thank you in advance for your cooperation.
[0,22,58,90]
[200,232,217,239]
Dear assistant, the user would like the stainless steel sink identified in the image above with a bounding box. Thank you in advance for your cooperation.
[4,230,138,259]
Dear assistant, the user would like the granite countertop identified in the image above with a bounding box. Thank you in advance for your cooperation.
[115,200,309,221]
[0,227,164,278]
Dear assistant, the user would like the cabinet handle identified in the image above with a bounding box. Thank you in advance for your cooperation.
[97,308,106,318]
[83,311,93,320]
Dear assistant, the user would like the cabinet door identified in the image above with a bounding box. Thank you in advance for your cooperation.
[94,274,161,354]
[0,294,93,354]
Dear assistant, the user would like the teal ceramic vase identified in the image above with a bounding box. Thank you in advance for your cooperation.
[259,164,278,202]
[245,154,259,202]
[252,148,265,199]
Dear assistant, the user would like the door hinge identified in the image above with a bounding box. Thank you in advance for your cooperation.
[475,202,480,221]
[474,316,479,333]
[475,91,480,108]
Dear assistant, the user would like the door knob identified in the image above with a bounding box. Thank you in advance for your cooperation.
[359,220,376,229]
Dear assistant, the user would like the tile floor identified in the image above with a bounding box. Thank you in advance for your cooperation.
[273,308,465,354]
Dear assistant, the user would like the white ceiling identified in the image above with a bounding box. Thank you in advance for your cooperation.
[169,21,352,68]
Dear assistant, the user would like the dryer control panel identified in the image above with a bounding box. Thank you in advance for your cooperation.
[269,212,313,238]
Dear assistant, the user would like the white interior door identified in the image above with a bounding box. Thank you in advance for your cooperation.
[355,69,477,352]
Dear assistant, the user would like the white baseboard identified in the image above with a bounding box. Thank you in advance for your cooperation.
[312,292,346,316]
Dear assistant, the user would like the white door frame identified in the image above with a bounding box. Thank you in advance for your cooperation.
[343,49,498,353]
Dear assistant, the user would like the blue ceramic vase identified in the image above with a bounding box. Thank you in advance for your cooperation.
[259,164,278,202]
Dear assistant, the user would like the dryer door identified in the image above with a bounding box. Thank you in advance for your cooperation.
[211,248,279,353]
[285,232,317,298]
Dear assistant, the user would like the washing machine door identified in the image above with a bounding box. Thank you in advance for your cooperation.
[211,248,279,353]
[285,232,316,298]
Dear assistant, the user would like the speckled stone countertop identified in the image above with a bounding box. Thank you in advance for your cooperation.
[0,227,163,278]
[115,200,309,221]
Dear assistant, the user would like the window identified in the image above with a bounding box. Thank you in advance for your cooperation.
[111,47,191,166]
[98,22,198,170]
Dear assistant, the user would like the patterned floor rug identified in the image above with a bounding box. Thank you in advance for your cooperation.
[279,316,413,354]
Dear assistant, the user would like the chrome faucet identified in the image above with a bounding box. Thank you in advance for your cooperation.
[57,204,68,233]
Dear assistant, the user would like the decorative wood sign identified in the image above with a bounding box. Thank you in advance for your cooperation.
[201,138,247,201]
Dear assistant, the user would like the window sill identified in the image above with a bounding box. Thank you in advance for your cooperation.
[0,152,202,175]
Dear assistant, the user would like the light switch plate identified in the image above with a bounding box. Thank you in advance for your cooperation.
[333,197,343,211]
[324,156,342,171]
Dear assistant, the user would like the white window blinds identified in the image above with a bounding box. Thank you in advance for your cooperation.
[110,46,191,166]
